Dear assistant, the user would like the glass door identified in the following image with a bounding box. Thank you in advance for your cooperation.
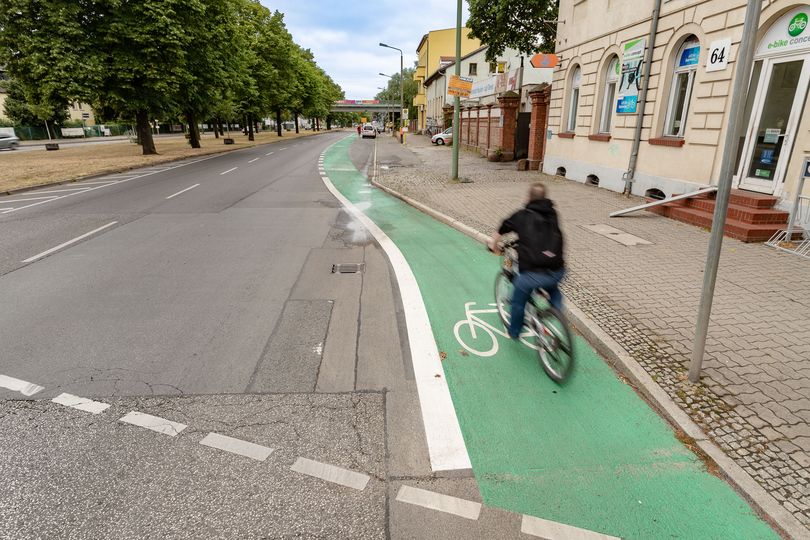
[738,56,810,194]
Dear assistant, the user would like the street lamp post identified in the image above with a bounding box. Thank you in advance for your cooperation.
[380,43,404,143]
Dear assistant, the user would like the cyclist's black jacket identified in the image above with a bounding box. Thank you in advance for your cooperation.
[498,198,565,272]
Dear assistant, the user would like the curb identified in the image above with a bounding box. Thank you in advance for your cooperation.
[369,148,806,540]
[2,130,335,197]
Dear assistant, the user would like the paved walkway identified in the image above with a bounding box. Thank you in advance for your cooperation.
[375,133,810,533]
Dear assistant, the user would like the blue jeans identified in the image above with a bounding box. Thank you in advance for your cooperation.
[508,268,566,339]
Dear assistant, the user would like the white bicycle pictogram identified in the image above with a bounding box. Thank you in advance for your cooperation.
[453,302,539,357]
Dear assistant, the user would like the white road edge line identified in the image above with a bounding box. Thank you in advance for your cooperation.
[248,158,260,163]
[22,221,118,263]
[52,393,110,414]
[165,183,200,200]
[395,485,481,520]
[220,167,238,175]
[521,515,621,540]
[119,411,186,437]
[199,433,273,461]
[290,457,369,491]
[0,374,44,396]
[318,141,471,472]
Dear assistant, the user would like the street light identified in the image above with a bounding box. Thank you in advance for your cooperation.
[379,43,404,143]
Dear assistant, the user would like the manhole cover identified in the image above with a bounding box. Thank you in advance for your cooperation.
[331,263,365,274]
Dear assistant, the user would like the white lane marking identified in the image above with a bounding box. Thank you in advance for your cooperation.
[0,375,44,396]
[199,433,273,461]
[0,196,59,203]
[22,187,97,194]
[220,167,238,175]
[395,485,481,520]
[1,154,222,214]
[279,147,288,151]
[266,151,274,156]
[248,158,260,163]
[119,411,186,436]
[318,145,471,472]
[165,183,200,200]
[52,393,110,414]
[521,515,620,539]
[22,221,118,263]
[290,457,370,490]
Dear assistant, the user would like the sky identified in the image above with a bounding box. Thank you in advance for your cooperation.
[260,0,470,100]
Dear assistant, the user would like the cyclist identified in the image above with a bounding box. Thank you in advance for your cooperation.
[488,182,565,340]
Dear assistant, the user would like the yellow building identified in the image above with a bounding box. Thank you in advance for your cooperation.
[413,27,481,132]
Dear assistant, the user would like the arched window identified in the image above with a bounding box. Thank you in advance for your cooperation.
[599,56,620,133]
[664,36,700,137]
[567,66,581,132]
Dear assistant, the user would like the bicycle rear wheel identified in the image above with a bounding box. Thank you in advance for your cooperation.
[494,271,514,328]
[527,304,575,382]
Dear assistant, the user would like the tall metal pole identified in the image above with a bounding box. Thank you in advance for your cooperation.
[400,52,404,143]
[690,0,762,382]
[451,0,462,180]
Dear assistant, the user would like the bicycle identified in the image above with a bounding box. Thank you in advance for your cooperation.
[492,240,575,382]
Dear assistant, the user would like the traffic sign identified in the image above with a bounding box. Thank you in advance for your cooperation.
[530,53,559,69]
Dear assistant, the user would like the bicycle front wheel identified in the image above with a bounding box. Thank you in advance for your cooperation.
[528,305,575,383]
[494,271,514,329]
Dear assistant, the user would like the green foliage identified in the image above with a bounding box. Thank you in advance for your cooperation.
[467,0,559,62]
[2,78,68,127]
[374,67,419,119]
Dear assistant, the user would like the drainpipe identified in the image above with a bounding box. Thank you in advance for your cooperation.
[623,0,662,196]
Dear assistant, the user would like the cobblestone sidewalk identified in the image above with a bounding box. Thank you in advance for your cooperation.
[375,133,810,532]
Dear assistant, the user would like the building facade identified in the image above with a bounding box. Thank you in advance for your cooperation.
[413,27,481,132]
[546,0,810,210]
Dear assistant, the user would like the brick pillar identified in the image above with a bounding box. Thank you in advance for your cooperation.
[443,105,453,130]
[486,104,493,154]
[495,91,519,161]
[465,107,472,149]
[474,106,481,149]
[458,108,464,145]
[527,84,551,171]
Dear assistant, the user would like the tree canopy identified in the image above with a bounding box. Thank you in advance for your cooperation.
[466,0,559,62]
[0,0,343,154]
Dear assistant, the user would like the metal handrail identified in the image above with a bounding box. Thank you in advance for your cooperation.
[610,186,718,217]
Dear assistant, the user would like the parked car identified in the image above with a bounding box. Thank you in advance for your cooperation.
[431,127,453,146]
[0,133,20,151]
[361,124,377,139]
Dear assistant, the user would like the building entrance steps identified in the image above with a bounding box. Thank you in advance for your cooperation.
[646,189,798,242]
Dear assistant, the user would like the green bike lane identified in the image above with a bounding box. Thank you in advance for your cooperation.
[323,136,776,539]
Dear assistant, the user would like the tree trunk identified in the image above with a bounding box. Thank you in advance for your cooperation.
[276,109,282,136]
[326,116,332,130]
[218,120,224,136]
[247,113,255,141]
[136,109,158,155]
[213,118,219,139]
[185,112,201,148]
[294,112,299,134]
[254,120,260,133]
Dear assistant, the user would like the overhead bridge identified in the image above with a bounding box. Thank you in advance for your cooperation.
[332,100,397,113]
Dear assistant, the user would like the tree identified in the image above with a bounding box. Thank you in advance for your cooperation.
[374,67,418,124]
[466,0,559,62]
[2,78,68,128]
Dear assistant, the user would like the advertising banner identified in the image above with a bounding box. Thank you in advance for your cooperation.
[617,38,645,114]
[448,75,474,98]
[469,68,521,100]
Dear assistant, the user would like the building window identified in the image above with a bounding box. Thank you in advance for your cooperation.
[469,63,477,76]
[567,66,581,132]
[489,62,505,74]
[599,56,620,133]
[664,37,700,137]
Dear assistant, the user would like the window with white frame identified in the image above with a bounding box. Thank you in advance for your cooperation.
[469,63,477,76]
[664,37,700,137]
[567,66,581,132]
[599,56,620,133]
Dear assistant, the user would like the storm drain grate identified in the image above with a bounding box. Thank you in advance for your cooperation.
[331,263,365,274]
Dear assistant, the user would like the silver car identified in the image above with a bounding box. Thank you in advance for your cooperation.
[431,127,453,145]
[361,123,376,139]
[0,133,20,151]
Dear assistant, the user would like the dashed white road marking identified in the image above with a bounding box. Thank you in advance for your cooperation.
[279,147,288,151]
[52,393,110,414]
[395,485,481,520]
[199,433,273,461]
[165,183,200,200]
[0,375,44,396]
[22,221,118,263]
[220,167,238,175]
[0,196,59,204]
[119,411,187,437]
[290,457,369,491]
[248,158,260,163]
[521,515,620,539]
[266,151,274,156]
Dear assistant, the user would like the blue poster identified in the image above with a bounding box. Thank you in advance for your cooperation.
[617,96,638,114]
[679,46,700,68]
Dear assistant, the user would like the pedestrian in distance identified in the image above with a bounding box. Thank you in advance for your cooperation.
[489,182,566,339]
[356,124,361,137]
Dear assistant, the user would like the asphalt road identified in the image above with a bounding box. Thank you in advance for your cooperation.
[0,132,523,539]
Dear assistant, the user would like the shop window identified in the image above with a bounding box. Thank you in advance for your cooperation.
[664,37,700,137]
[599,56,620,133]
[469,63,477,76]
[567,66,582,132]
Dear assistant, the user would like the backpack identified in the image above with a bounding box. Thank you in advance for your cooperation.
[526,209,563,269]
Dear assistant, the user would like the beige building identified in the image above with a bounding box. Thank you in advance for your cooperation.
[546,0,810,213]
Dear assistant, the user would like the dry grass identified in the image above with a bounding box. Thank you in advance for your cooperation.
[0,130,328,193]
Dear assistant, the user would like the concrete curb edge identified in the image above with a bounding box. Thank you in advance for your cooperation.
[369,159,806,540]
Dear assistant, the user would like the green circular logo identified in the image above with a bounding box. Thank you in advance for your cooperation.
[789,12,807,37]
